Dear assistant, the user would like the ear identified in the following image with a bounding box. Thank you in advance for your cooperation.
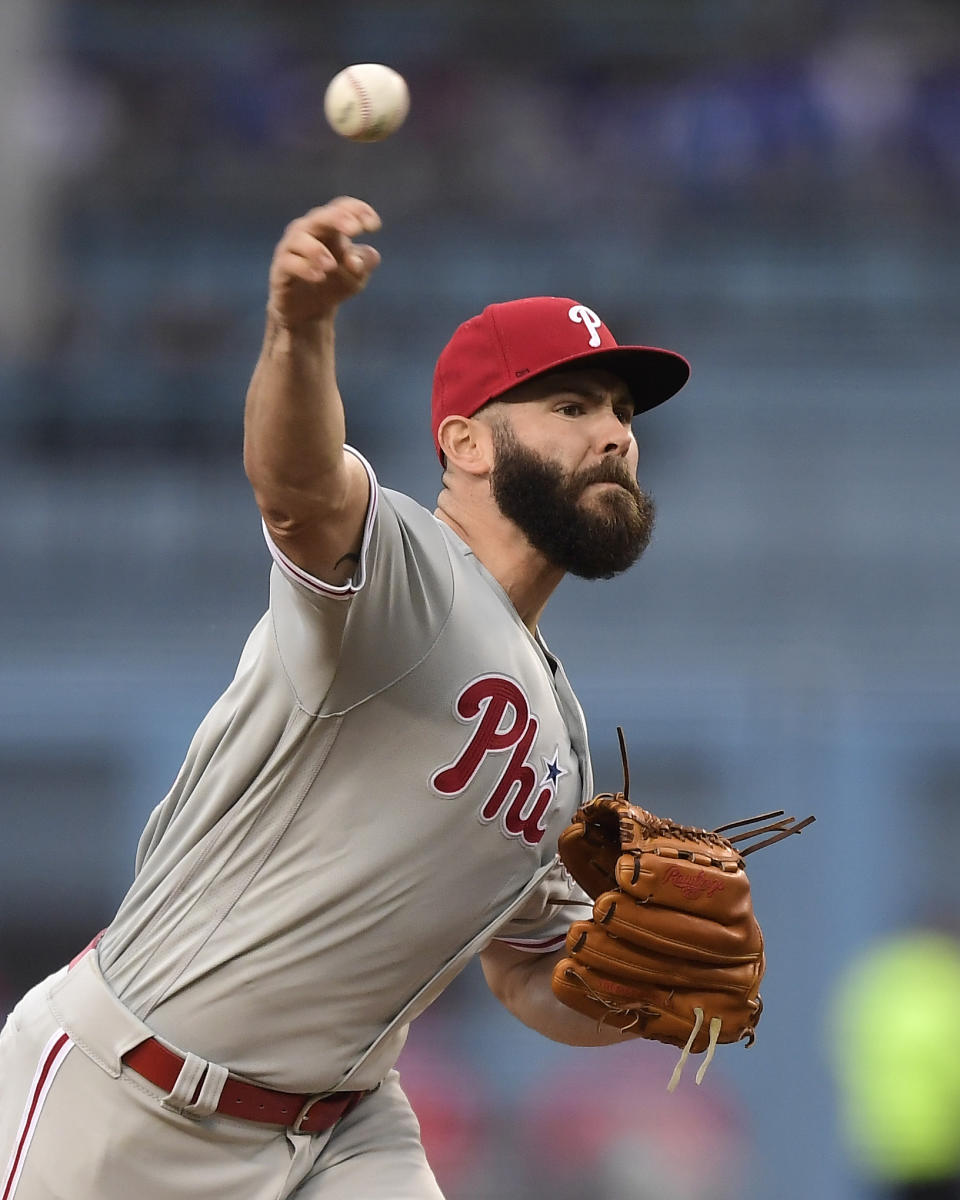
[437,415,495,476]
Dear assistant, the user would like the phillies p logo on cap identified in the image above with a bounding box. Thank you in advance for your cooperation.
[567,304,604,347]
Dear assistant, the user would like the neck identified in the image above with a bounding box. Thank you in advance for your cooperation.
[434,488,564,634]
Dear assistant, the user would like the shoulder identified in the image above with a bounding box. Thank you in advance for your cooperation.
[375,486,468,580]
[379,486,442,537]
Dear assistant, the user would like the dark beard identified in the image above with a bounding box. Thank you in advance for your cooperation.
[489,422,656,579]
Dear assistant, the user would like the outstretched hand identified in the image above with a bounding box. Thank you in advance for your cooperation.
[267,196,382,328]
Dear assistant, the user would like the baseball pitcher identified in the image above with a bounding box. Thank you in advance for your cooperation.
[0,197,806,1200]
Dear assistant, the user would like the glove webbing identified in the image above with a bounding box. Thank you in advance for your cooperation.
[613,725,816,856]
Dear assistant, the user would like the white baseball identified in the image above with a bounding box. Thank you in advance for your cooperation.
[324,64,410,142]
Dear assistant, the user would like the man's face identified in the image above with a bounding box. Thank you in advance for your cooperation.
[486,370,656,579]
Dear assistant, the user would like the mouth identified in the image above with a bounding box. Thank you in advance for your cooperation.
[581,479,631,496]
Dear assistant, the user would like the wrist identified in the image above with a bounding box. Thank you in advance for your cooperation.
[264,309,336,352]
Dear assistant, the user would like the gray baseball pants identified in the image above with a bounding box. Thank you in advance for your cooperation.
[0,954,444,1199]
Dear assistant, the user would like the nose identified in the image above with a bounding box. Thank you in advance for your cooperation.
[597,409,633,457]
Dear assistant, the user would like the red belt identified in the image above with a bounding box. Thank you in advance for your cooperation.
[121,1039,368,1133]
[70,932,368,1134]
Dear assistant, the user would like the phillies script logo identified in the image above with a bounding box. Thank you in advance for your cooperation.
[430,675,565,847]
[664,865,726,900]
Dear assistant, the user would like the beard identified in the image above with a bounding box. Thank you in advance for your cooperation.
[489,421,656,579]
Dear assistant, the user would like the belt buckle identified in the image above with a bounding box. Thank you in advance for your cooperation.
[291,1093,331,1134]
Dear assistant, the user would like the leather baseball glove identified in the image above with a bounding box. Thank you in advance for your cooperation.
[552,729,814,1090]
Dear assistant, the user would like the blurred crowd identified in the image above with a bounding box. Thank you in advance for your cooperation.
[27,2,960,227]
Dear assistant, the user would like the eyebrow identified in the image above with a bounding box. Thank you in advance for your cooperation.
[552,379,633,408]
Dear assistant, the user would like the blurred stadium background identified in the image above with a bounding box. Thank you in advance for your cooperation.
[1,2,958,1198]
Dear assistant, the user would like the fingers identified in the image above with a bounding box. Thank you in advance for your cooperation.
[281,227,339,278]
[346,243,382,278]
[285,197,381,266]
[272,239,380,289]
[301,196,382,237]
[267,198,382,325]
[276,200,380,276]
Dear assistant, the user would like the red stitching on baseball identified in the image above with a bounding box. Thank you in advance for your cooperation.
[344,67,372,135]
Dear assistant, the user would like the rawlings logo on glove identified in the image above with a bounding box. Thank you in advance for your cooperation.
[551,729,814,1091]
[663,866,727,899]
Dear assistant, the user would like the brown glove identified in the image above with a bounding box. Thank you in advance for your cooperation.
[552,729,814,1090]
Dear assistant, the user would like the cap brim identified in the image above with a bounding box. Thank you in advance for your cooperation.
[493,345,690,415]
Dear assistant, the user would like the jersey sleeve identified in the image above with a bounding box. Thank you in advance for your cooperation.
[264,446,456,717]
[491,858,592,954]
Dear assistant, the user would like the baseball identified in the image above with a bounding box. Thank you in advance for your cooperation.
[324,64,410,142]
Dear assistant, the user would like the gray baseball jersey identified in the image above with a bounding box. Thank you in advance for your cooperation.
[96,448,592,1093]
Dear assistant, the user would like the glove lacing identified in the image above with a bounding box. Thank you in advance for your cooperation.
[666,1009,723,1092]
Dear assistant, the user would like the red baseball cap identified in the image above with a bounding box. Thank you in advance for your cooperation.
[430,296,690,461]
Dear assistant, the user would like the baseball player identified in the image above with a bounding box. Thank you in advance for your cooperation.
[0,196,690,1199]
